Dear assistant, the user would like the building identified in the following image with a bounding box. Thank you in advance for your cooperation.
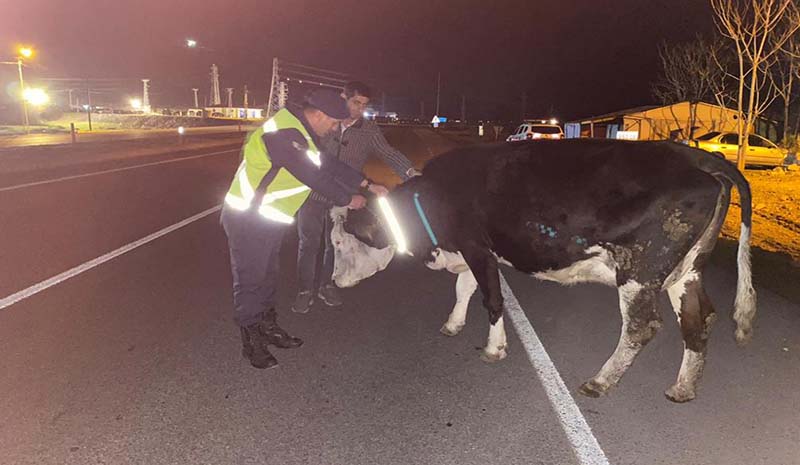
[204,107,264,120]
[565,101,778,141]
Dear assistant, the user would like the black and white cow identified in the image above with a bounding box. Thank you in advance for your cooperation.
[333,139,756,403]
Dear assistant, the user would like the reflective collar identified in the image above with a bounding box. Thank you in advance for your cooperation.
[377,197,409,255]
[377,192,439,255]
[413,192,439,247]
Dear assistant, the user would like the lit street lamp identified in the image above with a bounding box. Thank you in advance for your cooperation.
[17,46,34,133]
[186,38,197,48]
[23,88,49,106]
[130,98,142,110]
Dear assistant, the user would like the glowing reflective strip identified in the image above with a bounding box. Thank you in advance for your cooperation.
[306,149,321,167]
[225,193,250,211]
[378,197,408,254]
[238,164,255,200]
[263,118,278,133]
[262,185,310,203]
[258,205,295,224]
[226,194,294,224]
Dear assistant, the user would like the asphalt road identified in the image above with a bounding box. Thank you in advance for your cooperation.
[0,129,798,465]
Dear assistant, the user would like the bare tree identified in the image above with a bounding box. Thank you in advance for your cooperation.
[710,0,800,170]
[652,36,728,139]
[771,35,800,145]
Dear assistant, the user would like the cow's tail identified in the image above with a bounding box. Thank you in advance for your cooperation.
[706,158,756,346]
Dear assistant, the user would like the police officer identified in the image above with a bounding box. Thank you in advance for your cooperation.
[221,88,386,369]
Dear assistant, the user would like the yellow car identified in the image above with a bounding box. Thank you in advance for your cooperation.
[690,132,787,167]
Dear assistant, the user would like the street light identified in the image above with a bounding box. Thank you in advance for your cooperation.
[23,88,49,106]
[186,38,197,48]
[130,98,142,110]
[16,46,35,133]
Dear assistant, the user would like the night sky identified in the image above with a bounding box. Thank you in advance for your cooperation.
[0,0,714,120]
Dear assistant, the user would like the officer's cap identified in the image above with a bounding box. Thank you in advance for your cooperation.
[304,88,349,120]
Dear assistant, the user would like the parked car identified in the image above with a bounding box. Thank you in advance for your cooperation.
[506,120,564,141]
[687,131,787,167]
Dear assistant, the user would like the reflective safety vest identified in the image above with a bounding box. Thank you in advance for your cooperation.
[225,109,323,223]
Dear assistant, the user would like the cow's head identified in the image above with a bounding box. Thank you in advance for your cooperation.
[334,178,455,287]
[330,206,394,288]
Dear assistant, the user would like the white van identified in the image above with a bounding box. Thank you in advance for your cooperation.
[506,120,564,141]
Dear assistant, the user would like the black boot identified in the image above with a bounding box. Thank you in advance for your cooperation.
[261,308,304,349]
[240,324,279,369]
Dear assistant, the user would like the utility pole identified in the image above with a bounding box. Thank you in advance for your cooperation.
[226,88,234,107]
[192,88,199,108]
[210,64,221,106]
[461,95,466,122]
[243,85,249,108]
[277,82,288,109]
[67,89,75,110]
[85,79,93,131]
[381,92,386,114]
[435,72,441,116]
[17,57,29,133]
[141,79,150,113]
[267,57,281,116]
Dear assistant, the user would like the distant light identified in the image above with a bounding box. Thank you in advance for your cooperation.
[19,47,33,58]
[186,39,197,48]
[82,104,89,110]
[129,98,142,109]
[363,111,369,118]
[178,126,185,135]
[549,118,558,125]
[23,88,49,106]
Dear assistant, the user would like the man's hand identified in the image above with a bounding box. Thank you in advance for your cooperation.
[348,194,367,210]
[368,183,389,196]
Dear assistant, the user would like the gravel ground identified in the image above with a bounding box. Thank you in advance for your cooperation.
[721,166,800,264]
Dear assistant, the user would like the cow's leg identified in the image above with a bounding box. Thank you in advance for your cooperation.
[460,243,507,362]
[665,272,716,403]
[440,270,478,337]
[482,315,507,363]
[579,281,662,397]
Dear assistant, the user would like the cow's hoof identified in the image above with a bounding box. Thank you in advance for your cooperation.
[664,385,696,403]
[440,323,463,337]
[480,347,507,363]
[578,380,609,398]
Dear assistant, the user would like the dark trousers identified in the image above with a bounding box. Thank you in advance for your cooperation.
[221,204,288,327]
[296,198,335,292]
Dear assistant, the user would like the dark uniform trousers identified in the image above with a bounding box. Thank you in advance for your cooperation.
[221,204,288,327]
[296,198,335,292]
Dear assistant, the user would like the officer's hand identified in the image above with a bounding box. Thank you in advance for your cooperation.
[368,183,389,197]
[348,194,367,210]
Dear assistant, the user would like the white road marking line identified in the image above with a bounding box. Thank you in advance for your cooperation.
[0,148,239,192]
[500,272,611,465]
[0,205,222,311]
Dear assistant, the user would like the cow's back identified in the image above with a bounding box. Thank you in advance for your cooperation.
[422,140,724,277]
